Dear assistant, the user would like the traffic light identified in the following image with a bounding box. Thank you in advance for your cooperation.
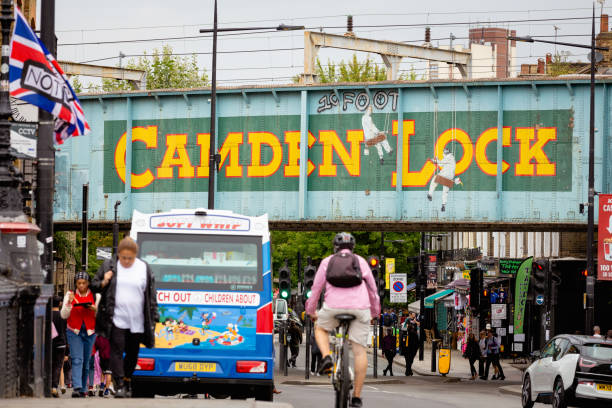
[481,287,490,310]
[278,260,291,301]
[368,256,385,298]
[303,257,316,301]
[533,259,547,299]
[470,267,482,311]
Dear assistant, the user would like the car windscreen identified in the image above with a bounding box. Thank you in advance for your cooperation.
[138,232,262,291]
[581,343,612,361]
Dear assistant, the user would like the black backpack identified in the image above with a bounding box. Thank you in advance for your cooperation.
[325,251,363,288]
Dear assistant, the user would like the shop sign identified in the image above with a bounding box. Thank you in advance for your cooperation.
[513,257,533,335]
[491,319,502,328]
[462,270,471,279]
[499,258,523,275]
[491,304,507,319]
[385,257,395,289]
[389,273,407,303]
[597,194,612,281]
[427,255,437,289]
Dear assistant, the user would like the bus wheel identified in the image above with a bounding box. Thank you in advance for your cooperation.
[255,385,273,401]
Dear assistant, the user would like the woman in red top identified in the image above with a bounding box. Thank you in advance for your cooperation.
[61,271,100,398]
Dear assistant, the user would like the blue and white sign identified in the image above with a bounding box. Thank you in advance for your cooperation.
[390,273,407,303]
[535,295,545,305]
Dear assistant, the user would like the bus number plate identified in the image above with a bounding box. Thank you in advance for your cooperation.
[596,383,612,392]
[175,362,216,372]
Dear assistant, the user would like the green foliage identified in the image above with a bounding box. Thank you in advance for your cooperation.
[101,45,209,91]
[399,65,421,81]
[313,54,387,83]
[547,53,581,77]
[270,231,420,292]
[71,76,83,94]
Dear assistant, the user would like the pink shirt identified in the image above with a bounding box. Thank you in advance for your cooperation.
[305,249,380,318]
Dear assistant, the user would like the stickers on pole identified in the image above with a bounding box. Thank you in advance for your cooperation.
[389,273,407,303]
[385,257,395,289]
[598,194,612,281]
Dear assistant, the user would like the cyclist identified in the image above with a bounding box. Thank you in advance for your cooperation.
[306,232,380,408]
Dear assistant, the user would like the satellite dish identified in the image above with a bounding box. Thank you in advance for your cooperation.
[587,51,604,63]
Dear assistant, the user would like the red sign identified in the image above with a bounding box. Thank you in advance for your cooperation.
[598,194,612,280]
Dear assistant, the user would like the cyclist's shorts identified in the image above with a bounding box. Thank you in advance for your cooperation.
[316,304,371,347]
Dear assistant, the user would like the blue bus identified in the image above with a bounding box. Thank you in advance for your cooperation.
[129,209,274,400]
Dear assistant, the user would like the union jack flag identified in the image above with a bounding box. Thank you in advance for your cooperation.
[9,8,89,144]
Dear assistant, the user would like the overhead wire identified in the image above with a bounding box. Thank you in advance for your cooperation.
[58,15,604,47]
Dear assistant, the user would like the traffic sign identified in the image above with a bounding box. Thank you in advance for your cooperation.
[389,273,407,303]
[535,294,544,305]
[392,281,404,292]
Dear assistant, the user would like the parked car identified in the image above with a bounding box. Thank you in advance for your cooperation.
[522,334,612,408]
[273,298,288,334]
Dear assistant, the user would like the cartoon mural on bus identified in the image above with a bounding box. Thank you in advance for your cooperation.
[154,306,255,350]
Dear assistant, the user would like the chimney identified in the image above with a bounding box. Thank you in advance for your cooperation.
[602,14,609,34]
[546,53,553,65]
[537,58,545,74]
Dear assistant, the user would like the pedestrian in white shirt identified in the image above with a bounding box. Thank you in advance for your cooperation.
[593,325,602,338]
[91,237,159,398]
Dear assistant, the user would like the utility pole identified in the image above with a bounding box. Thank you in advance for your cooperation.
[39,0,56,397]
[418,232,426,361]
[207,0,218,210]
[585,5,596,335]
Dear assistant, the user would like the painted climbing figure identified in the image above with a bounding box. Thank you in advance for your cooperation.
[427,148,457,212]
[362,105,393,163]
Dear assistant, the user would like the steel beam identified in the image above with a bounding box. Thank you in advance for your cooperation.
[53,220,590,233]
[59,61,147,90]
[302,31,471,83]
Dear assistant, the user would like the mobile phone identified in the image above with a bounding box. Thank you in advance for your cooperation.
[74,302,92,308]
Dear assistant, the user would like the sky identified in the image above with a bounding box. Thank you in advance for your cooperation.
[51,0,610,88]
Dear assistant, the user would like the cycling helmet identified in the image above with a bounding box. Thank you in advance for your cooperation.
[333,232,356,253]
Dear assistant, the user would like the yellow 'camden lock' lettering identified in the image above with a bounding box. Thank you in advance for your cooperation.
[113,121,559,189]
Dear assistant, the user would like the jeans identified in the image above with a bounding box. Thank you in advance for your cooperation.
[66,329,96,392]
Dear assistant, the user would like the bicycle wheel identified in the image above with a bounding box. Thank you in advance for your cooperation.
[338,326,351,408]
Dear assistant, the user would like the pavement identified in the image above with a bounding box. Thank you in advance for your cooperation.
[275,339,523,388]
[0,399,291,408]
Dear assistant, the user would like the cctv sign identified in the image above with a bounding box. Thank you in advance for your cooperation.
[598,194,612,280]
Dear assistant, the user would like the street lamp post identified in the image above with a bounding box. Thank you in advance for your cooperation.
[199,0,303,209]
[0,0,23,220]
[508,6,607,335]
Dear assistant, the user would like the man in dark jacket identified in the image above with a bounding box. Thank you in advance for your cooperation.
[287,320,303,368]
[91,237,159,398]
[401,324,419,376]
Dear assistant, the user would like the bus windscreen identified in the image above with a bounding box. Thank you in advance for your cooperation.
[138,233,262,291]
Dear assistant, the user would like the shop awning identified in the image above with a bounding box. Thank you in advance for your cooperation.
[424,289,454,308]
[408,299,420,313]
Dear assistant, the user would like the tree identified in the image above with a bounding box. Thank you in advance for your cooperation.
[270,230,421,295]
[71,76,84,93]
[314,54,387,83]
[101,45,209,91]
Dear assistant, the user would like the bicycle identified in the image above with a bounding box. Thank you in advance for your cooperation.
[329,314,356,408]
